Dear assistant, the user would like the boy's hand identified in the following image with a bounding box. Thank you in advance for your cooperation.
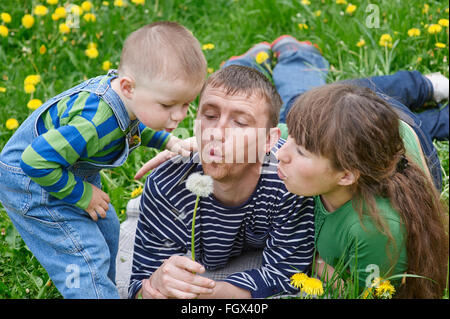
[85,184,110,221]
[134,150,176,180]
[165,136,197,157]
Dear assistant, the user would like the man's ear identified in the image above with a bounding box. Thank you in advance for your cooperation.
[265,127,281,154]
[337,169,359,187]
[118,76,135,100]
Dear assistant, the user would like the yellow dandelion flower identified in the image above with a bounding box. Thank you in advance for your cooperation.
[46,0,59,4]
[85,47,99,59]
[0,25,8,37]
[22,14,35,29]
[202,43,215,50]
[59,23,70,34]
[27,99,42,110]
[379,33,393,48]
[70,5,83,16]
[438,19,449,27]
[346,4,357,15]
[103,1,110,5]
[0,87,6,93]
[428,24,442,34]
[301,277,324,296]
[336,0,347,4]
[435,42,446,48]
[207,67,214,74]
[301,0,311,5]
[361,287,375,299]
[114,0,125,7]
[298,23,308,30]
[34,5,49,16]
[290,273,309,289]
[53,7,67,20]
[255,51,269,64]
[131,0,146,5]
[1,13,12,23]
[24,84,36,94]
[131,186,143,198]
[6,118,19,130]
[356,38,366,47]
[102,60,111,71]
[422,4,429,14]
[314,10,322,17]
[39,44,47,55]
[81,1,93,11]
[407,28,421,37]
[83,13,96,22]
[24,75,41,86]
[375,280,396,299]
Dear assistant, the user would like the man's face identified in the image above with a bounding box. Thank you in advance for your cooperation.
[196,85,270,181]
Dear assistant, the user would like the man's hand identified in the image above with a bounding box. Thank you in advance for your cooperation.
[134,136,197,180]
[85,184,110,221]
[140,255,216,299]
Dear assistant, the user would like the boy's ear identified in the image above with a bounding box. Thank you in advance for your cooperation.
[119,76,135,99]
[337,169,359,187]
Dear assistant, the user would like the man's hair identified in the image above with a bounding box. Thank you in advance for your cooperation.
[199,65,282,127]
[118,21,206,85]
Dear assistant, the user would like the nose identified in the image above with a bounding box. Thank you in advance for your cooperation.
[171,104,188,122]
[276,143,289,163]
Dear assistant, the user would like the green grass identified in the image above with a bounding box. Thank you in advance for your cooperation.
[0,0,448,299]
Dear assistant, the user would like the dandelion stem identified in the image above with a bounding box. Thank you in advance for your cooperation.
[191,195,200,261]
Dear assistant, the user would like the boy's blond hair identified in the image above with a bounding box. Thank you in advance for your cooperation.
[118,21,206,85]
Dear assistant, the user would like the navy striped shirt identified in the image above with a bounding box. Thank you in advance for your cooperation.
[129,139,315,298]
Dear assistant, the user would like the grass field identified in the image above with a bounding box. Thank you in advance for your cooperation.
[0,0,448,299]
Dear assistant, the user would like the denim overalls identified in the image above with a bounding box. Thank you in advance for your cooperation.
[0,70,140,298]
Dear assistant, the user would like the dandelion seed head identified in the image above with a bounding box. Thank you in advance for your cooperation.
[186,173,214,197]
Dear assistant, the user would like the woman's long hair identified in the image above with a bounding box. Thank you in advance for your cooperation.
[286,83,448,298]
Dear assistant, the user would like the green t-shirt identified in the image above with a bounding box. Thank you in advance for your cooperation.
[314,120,423,289]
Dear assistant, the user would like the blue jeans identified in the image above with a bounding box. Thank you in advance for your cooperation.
[223,47,446,191]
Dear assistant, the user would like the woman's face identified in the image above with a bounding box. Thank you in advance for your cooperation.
[276,136,344,197]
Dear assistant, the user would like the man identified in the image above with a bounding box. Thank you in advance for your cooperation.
[127,64,315,299]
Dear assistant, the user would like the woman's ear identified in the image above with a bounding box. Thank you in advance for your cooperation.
[118,76,135,100]
[337,169,359,186]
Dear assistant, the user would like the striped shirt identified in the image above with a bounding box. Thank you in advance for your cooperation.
[20,77,170,210]
[129,139,315,298]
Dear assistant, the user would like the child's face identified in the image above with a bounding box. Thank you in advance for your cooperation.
[129,78,201,132]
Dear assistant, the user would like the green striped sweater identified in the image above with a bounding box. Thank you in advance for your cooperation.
[20,89,170,210]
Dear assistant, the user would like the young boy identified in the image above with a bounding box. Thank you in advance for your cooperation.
[0,21,206,298]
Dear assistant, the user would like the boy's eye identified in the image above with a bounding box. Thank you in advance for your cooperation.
[161,103,173,108]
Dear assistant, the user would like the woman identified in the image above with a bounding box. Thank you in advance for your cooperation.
[276,82,448,298]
